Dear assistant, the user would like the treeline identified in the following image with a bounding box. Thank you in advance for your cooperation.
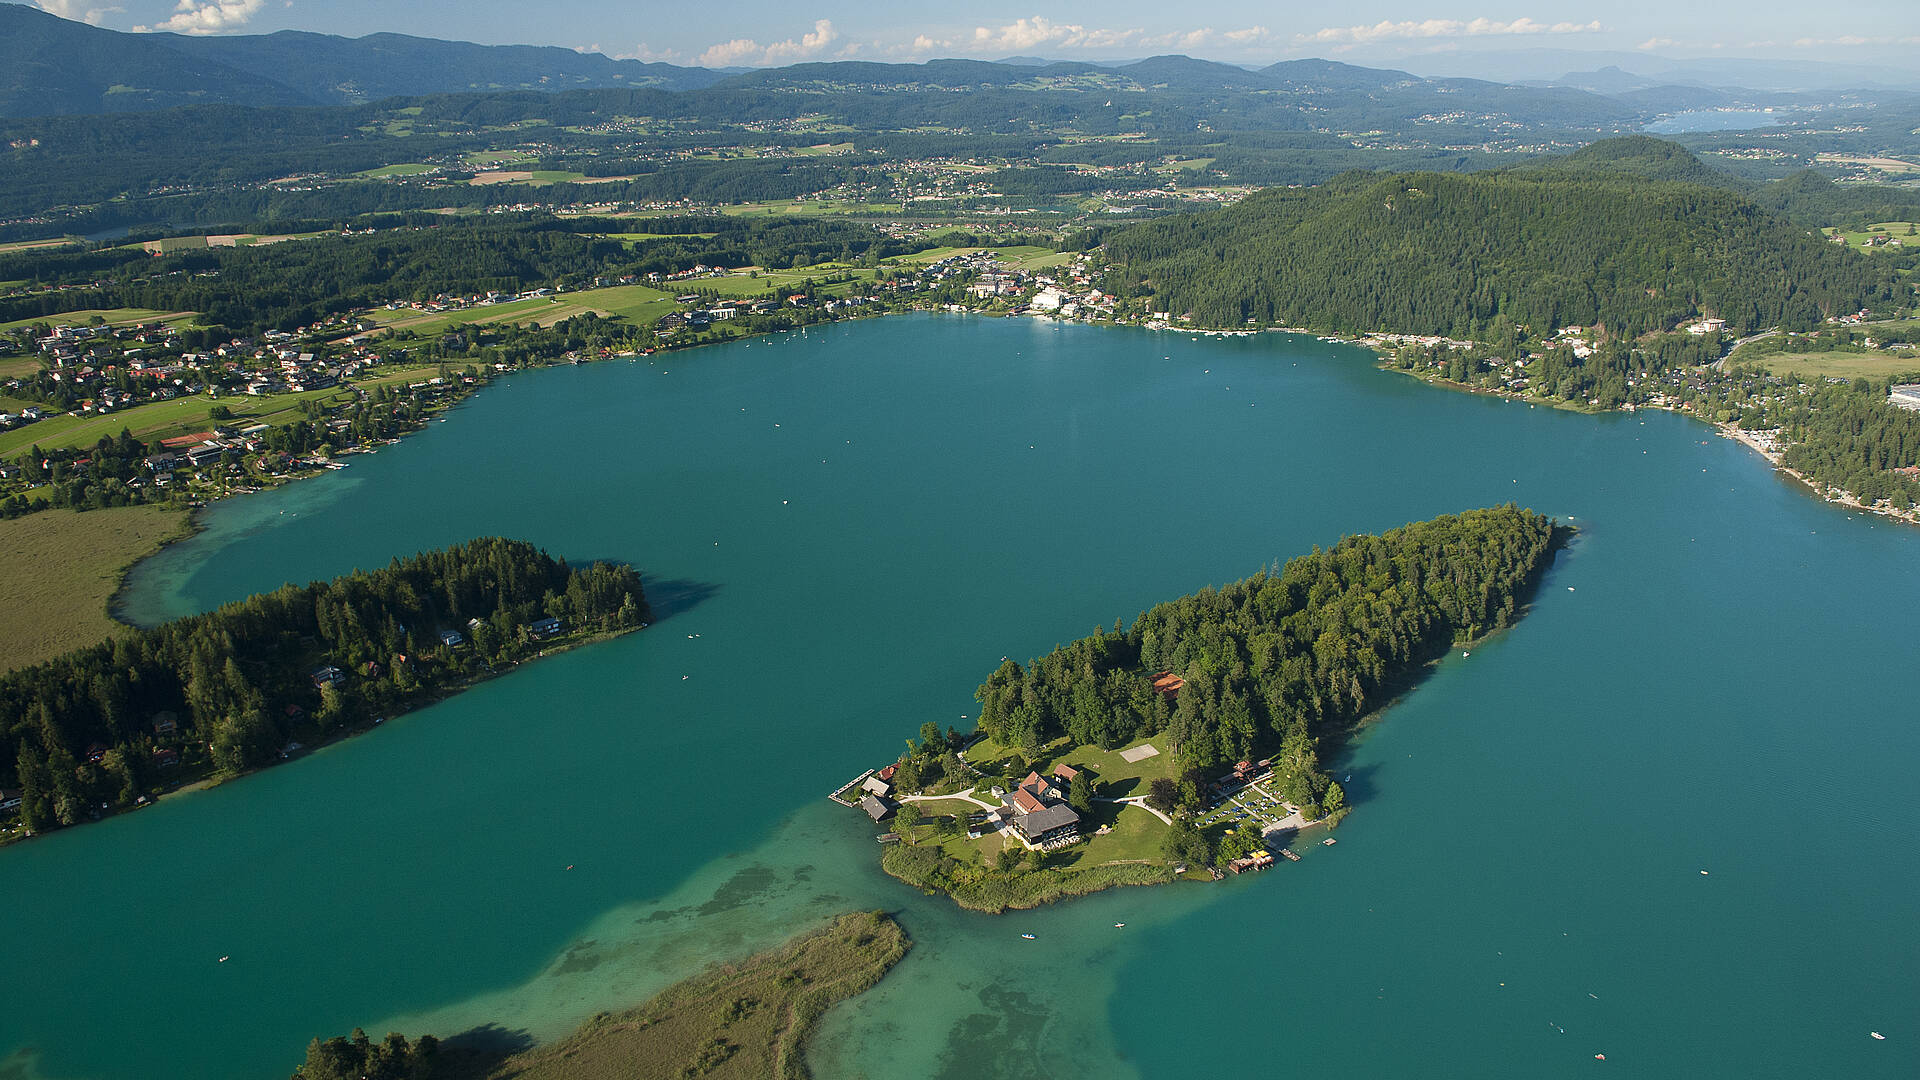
[1768,380,1920,507]
[972,506,1558,816]
[1,538,647,832]
[292,1030,442,1080]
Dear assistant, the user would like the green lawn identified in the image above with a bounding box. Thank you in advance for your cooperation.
[0,356,41,378]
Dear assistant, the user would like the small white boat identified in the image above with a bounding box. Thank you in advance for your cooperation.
[217,955,229,963]
[1020,933,1036,940]
[1870,1032,1885,1040]
[1113,923,1125,928]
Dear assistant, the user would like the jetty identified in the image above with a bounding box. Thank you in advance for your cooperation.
[828,769,874,808]
[1278,848,1301,862]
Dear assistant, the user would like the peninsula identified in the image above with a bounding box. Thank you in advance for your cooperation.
[848,505,1562,912]
[0,537,648,841]
[290,911,910,1080]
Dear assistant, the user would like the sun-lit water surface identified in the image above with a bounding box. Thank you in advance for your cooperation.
[3,314,1915,1079]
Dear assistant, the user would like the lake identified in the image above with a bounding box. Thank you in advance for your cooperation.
[7,314,1917,1079]
[1644,109,1785,134]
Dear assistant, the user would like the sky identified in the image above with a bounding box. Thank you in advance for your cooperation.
[16,0,1920,72]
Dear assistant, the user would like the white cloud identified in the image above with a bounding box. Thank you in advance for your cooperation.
[698,19,838,68]
[33,0,121,25]
[613,43,686,64]
[1297,17,1604,47]
[964,17,1276,56]
[1637,37,1676,51]
[1791,35,1871,48]
[133,0,266,35]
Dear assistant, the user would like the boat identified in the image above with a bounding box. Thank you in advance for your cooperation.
[1113,923,1125,928]
[1020,933,1036,940]
[1871,1032,1885,1040]
[1322,837,1337,846]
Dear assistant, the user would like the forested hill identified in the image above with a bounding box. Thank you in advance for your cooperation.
[1102,140,1901,338]
[972,506,1559,817]
[0,5,719,117]
[0,538,648,834]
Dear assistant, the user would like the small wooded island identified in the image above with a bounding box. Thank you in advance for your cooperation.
[0,537,648,838]
[845,506,1563,912]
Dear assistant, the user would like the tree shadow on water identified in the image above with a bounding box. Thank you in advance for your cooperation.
[437,1023,536,1078]
[640,576,722,622]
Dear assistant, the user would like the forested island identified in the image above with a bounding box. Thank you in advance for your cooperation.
[863,506,1562,912]
[0,537,647,837]
[289,910,909,1080]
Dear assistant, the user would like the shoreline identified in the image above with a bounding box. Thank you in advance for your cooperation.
[0,620,644,850]
[861,520,1570,913]
[1374,357,1920,527]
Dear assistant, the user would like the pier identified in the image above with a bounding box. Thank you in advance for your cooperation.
[828,769,874,808]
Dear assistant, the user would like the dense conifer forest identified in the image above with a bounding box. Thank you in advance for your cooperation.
[971,506,1559,817]
[0,538,647,833]
[1102,156,1900,338]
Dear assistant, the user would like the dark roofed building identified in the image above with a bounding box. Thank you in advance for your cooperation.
[860,794,895,822]
[1010,802,1080,848]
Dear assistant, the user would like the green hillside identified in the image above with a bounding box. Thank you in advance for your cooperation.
[1103,139,1902,337]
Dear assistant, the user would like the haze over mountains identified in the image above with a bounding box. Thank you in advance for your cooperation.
[2,3,1910,121]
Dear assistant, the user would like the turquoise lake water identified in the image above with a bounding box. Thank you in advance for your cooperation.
[1643,109,1784,134]
[5,313,1916,1078]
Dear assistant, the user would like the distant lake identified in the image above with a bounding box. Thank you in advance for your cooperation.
[1645,109,1784,134]
[7,314,1919,1080]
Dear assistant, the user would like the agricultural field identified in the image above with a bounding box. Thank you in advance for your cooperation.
[0,309,199,333]
[696,268,877,297]
[1743,349,1920,381]
[467,169,590,186]
[356,162,440,178]
[0,238,80,255]
[0,356,42,379]
[715,199,905,217]
[0,504,191,672]
[370,284,679,336]
[576,231,721,245]
[886,245,1075,271]
[1828,222,1919,251]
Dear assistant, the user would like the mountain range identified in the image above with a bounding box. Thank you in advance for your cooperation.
[0,3,1862,124]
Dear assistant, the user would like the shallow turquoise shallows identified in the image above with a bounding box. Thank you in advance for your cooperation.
[5,314,1916,1080]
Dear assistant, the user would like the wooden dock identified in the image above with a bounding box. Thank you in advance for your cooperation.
[828,769,874,808]
[1278,848,1301,862]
